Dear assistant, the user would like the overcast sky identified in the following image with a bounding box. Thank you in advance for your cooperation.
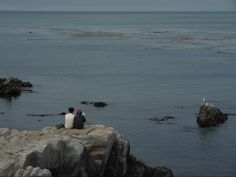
[0,0,236,11]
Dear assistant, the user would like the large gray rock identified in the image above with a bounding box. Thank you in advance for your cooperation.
[0,124,173,177]
[197,105,228,127]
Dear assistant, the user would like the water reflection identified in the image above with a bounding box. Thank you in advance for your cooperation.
[198,126,218,139]
[0,97,18,110]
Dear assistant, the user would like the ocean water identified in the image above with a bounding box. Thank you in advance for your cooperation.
[0,11,236,177]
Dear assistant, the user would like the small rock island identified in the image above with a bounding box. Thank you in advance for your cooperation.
[0,77,33,98]
[0,124,173,177]
[197,105,228,127]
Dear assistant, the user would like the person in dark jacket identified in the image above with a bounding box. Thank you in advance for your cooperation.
[74,108,86,129]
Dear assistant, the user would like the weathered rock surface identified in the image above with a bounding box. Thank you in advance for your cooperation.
[0,124,173,177]
[0,77,33,98]
[197,105,228,127]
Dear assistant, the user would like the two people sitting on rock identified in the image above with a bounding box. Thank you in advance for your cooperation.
[65,107,86,129]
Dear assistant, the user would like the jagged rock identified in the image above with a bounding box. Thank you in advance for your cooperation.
[197,105,228,127]
[0,77,33,98]
[0,125,173,177]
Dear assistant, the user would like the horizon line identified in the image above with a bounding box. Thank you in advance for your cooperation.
[0,9,235,13]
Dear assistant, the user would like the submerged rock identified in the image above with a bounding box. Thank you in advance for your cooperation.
[27,114,54,117]
[149,116,175,124]
[0,77,33,98]
[0,124,173,177]
[197,105,228,127]
[81,101,108,107]
[27,112,67,117]
[58,112,66,115]
[93,102,108,107]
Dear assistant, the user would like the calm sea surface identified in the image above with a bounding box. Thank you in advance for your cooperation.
[0,11,236,177]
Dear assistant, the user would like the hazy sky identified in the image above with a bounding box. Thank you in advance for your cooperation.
[0,0,236,11]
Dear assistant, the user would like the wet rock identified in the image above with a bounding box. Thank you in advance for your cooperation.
[58,112,66,116]
[27,114,54,117]
[27,112,67,117]
[0,77,33,98]
[152,167,174,177]
[149,116,175,124]
[81,101,93,105]
[124,155,173,177]
[197,105,228,127]
[81,101,108,107]
[93,101,108,107]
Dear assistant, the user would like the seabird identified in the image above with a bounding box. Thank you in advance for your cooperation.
[202,98,214,107]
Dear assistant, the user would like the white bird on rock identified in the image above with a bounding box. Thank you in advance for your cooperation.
[202,98,214,107]
[202,98,208,106]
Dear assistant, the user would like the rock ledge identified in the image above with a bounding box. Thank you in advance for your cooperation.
[0,124,173,177]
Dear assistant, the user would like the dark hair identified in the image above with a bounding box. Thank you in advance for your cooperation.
[68,107,74,113]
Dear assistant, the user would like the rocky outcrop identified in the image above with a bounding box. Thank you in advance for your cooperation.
[197,105,228,127]
[0,124,173,177]
[0,77,33,98]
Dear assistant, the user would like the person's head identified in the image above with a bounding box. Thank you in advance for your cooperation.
[77,108,82,114]
[68,107,74,113]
